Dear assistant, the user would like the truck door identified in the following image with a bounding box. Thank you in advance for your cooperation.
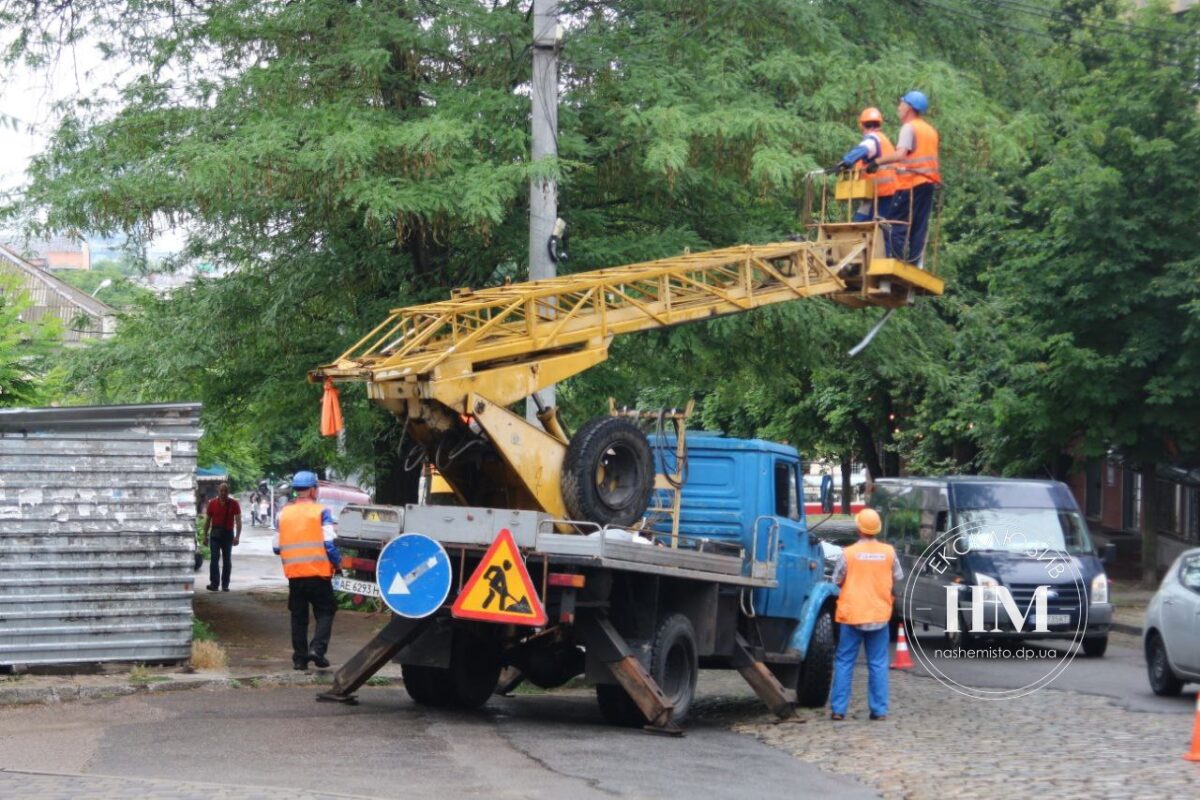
[755,459,813,620]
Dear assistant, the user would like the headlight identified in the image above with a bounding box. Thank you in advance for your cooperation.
[974,572,1002,603]
[1091,573,1108,604]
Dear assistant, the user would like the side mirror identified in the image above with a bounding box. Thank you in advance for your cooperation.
[1101,542,1117,566]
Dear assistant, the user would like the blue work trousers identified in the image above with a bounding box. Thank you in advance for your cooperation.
[829,623,890,717]
[886,183,936,264]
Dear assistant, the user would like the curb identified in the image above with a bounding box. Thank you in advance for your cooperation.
[1112,622,1142,637]
[0,670,401,707]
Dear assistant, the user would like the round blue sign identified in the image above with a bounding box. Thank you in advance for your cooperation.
[375,533,453,619]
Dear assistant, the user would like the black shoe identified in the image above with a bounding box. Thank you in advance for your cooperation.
[205,585,218,592]
[308,652,331,669]
[221,586,230,592]
[293,662,308,671]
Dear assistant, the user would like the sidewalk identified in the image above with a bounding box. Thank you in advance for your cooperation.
[1110,582,1154,637]
[0,523,401,706]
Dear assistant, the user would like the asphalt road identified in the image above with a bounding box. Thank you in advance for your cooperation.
[0,679,876,800]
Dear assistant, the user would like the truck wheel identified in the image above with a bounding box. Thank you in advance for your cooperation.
[595,683,646,727]
[797,607,835,707]
[402,664,455,708]
[1081,635,1108,658]
[595,613,699,727]
[449,629,501,709]
[562,417,654,527]
[945,613,978,651]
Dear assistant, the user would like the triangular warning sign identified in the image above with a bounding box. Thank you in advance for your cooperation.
[451,528,547,627]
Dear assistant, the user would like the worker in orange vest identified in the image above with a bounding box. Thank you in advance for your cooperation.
[829,508,905,721]
[272,470,341,671]
[874,90,941,265]
[834,107,898,222]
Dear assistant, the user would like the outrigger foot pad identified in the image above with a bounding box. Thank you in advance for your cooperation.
[317,692,358,705]
[643,723,685,737]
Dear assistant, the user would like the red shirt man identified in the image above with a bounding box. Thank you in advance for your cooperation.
[202,483,242,592]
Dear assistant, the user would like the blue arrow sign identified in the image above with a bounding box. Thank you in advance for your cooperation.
[375,533,452,619]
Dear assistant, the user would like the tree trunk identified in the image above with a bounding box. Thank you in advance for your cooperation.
[852,417,884,479]
[840,453,853,515]
[1140,461,1158,587]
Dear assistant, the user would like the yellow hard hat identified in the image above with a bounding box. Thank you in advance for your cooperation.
[855,508,882,536]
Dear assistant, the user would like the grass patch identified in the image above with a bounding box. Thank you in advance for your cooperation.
[190,639,228,671]
[365,676,391,686]
[128,664,170,684]
[192,617,217,642]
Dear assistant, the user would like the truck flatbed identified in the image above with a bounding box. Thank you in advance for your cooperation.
[338,503,778,589]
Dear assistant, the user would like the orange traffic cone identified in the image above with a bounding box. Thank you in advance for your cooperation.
[891,622,914,670]
[1184,692,1200,762]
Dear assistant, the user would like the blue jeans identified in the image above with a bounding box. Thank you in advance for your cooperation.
[886,184,935,264]
[829,624,890,717]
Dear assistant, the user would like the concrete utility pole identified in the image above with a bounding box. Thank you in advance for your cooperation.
[527,0,559,420]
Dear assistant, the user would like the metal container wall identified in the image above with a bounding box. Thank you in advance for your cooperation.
[0,403,201,667]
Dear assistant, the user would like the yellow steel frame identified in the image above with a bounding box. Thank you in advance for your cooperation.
[316,242,850,410]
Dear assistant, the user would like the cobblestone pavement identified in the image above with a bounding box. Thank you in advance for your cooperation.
[0,769,374,800]
[737,670,1200,800]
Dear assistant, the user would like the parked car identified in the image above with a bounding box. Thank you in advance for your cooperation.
[870,477,1115,656]
[1144,548,1200,696]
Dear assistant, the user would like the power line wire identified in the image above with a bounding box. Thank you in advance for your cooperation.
[918,0,1194,70]
[987,0,1196,42]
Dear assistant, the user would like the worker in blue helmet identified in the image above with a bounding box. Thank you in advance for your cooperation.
[874,90,941,266]
[272,470,341,670]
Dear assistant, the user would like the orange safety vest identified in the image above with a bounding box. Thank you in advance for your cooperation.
[856,131,898,198]
[835,538,896,626]
[894,117,941,192]
[278,500,334,580]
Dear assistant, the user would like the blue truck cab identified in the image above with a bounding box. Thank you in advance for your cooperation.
[654,434,840,704]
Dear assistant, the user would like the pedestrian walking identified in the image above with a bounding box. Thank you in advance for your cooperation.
[829,508,904,721]
[202,483,242,592]
[272,471,341,671]
[249,490,262,526]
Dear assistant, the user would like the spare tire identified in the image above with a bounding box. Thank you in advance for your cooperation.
[561,416,654,527]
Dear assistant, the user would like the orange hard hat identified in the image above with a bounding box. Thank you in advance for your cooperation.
[859,107,884,126]
[855,508,882,536]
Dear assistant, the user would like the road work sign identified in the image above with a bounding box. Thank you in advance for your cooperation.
[451,528,546,627]
[375,533,452,618]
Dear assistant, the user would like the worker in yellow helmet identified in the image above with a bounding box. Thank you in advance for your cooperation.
[829,507,905,721]
[834,107,898,222]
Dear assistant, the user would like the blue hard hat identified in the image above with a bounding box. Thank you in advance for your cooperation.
[901,90,929,114]
[292,470,318,489]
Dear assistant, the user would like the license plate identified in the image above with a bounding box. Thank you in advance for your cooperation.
[1045,614,1071,625]
[333,576,380,598]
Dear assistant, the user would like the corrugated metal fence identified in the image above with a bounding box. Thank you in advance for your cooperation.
[0,403,200,667]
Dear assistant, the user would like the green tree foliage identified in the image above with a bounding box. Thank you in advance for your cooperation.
[0,275,61,406]
[1,0,1196,488]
